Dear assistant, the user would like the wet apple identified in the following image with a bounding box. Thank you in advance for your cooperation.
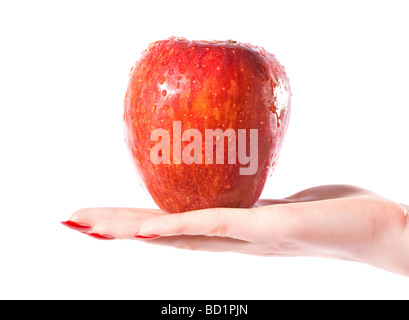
[124,37,291,213]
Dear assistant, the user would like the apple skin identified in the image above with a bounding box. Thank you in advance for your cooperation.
[124,37,291,213]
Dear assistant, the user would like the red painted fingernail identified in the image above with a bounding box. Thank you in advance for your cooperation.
[61,220,92,232]
[134,234,161,240]
[86,232,116,240]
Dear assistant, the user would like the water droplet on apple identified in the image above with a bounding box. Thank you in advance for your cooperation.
[148,41,159,50]
[160,40,170,46]
[159,77,165,85]
[162,90,167,96]
[270,74,278,85]
[128,66,134,76]
[195,64,200,69]
[163,105,169,111]
[168,69,174,75]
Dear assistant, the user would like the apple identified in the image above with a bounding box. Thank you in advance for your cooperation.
[124,37,291,213]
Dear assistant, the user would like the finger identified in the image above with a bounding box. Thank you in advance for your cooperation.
[255,185,372,208]
[88,214,256,253]
[90,217,147,239]
[137,207,258,242]
[145,235,297,257]
[284,184,372,202]
[146,235,254,253]
[65,207,164,229]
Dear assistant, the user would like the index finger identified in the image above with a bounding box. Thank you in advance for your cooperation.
[137,207,259,242]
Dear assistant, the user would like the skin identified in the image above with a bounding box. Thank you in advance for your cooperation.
[64,184,409,277]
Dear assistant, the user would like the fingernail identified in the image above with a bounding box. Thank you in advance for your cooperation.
[61,220,92,232]
[134,234,161,240]
[86,232,116,240]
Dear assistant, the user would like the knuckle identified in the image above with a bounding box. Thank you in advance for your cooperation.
[70,208,89,221]
[209,222,228,237]
[92,221,111,235]
[176,241,197,251]
[208,208,228,237]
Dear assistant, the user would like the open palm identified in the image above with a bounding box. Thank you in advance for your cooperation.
[62,185,409,276]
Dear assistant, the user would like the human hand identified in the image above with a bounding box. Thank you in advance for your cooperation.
[62,185,409,276]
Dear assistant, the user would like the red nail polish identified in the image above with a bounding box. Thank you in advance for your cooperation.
[87,232,116,240]
[61,220,92,231]
[134,234,160,240]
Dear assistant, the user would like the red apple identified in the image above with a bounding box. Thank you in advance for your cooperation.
[124,37,291,213]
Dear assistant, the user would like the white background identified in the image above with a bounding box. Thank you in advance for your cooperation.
[1,0,408,299]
